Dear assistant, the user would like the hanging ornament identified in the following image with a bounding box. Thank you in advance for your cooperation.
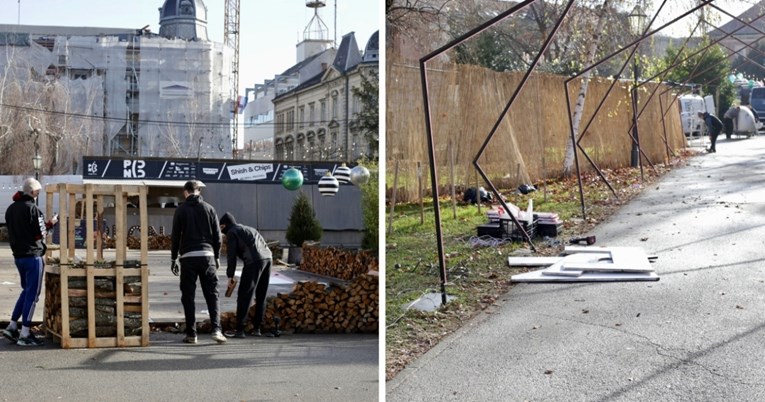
[737,72,744,80]
[350,165,370,186]
[318,172,339,196]
[334,163,352,184]
[728,74,737,84]
[281,168,303,191]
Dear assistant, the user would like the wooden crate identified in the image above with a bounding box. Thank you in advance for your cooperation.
[43,183,150,348]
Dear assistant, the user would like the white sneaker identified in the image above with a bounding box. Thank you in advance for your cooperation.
[211,330,227,344]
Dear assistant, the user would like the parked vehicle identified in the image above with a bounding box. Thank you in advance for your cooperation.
[678,93,715,137]
[749,87,765,133]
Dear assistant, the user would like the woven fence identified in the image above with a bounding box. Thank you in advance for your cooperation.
[386,62,685,203]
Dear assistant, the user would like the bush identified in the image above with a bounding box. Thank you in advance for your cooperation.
[285,191,322,247]
[360,162,378,252]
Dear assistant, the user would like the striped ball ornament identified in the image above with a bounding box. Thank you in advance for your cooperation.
[318,173,340,196]
[334,163,352,184]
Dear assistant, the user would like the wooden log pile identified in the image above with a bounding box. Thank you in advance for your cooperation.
[102,235,172,250]
[218,272,378,334]
[45,271,144,338]
[299,244,379,280]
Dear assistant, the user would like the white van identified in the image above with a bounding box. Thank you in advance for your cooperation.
[678,94,714,137]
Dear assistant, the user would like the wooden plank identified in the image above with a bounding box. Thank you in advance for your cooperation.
[60,268,70,348]
[97,194,104,261]
[115,186,125,268]
[85,184,94,268]
[139,185,148,273]
[45,186,54,259]
[86,263,96,348]
[116,258,125,347]
[141,264,149,346]
[67,193,76,259]
[58,184,69,265]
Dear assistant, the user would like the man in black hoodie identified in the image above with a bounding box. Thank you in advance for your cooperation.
[219,212,273,338]
[2,178,57,346]
[171,180,226,344]
[698,111,723,153]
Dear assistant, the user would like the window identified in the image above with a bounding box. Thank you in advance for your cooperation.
[318,132,326,160]
[309,103,315,127]
[352,93,361,115]
[275,142,284,159]
[320,99,327,123]
[296,134,305,160]
[299,106,305,129]
[331,95,338,119]
[276,113,285,134]
[286,109,295,132]
[285,137,294,160]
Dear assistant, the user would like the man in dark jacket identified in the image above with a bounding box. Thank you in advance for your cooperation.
[219,212,273,338]
[170,180,226,344]
[2,178,57,346]
[698,111,723,153]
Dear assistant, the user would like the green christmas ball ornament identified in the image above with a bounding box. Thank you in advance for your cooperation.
[350,165,370,186]
[281,168,303,191]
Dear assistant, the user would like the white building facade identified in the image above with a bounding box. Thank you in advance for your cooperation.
[0,0,232,175]
[273,31,379,162]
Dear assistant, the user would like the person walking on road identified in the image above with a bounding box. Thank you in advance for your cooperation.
[2,178,58,346]
[698,111,723,153]
[170,180,227,344]
[219,212,273,338]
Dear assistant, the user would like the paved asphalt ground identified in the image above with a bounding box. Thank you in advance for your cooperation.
[388,135,765,401]
[0,248,379,401]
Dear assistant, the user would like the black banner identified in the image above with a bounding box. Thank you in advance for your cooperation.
[83,157,349,184]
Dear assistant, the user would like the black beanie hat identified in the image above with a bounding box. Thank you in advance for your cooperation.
[219,212,237,234]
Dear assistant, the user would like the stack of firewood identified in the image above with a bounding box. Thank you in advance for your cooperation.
[299,244,379,280]
[217,272,378,334]
[44,273,144,338]
[101,235,172,250]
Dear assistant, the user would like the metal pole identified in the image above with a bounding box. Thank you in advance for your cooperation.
[631,59,640,168]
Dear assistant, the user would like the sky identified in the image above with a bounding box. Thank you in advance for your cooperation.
[645,1,760,37]
[0,0,381,96]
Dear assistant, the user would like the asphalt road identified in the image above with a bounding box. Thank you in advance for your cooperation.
[388,134,765,401]
[0,248,379,401]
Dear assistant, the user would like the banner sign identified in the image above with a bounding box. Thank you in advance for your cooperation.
[83,157,348,184]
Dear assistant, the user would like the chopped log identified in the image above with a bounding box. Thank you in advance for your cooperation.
[298,244,378,280]
[220,272,378,335]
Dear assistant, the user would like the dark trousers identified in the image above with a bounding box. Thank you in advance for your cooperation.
[236,259,272,332]
[723,118,734,136]
[709,129,720,151]
[180,256,221,336]
[11,256,43,328]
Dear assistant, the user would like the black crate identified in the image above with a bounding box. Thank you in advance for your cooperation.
[538,223,563,238]
[477,223,502,238]
[500,218,537,241]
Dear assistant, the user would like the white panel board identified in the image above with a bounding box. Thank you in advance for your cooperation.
[512,270,659,283]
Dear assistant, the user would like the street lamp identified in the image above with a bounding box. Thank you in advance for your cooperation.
[32,149,42,181]
[628,4,648,170]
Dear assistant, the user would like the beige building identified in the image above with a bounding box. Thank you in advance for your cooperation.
[273,31,379,161]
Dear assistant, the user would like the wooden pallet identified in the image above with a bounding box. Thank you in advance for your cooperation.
[43,183,150,348]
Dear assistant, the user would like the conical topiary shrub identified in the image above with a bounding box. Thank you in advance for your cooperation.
[285,190,323,250]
